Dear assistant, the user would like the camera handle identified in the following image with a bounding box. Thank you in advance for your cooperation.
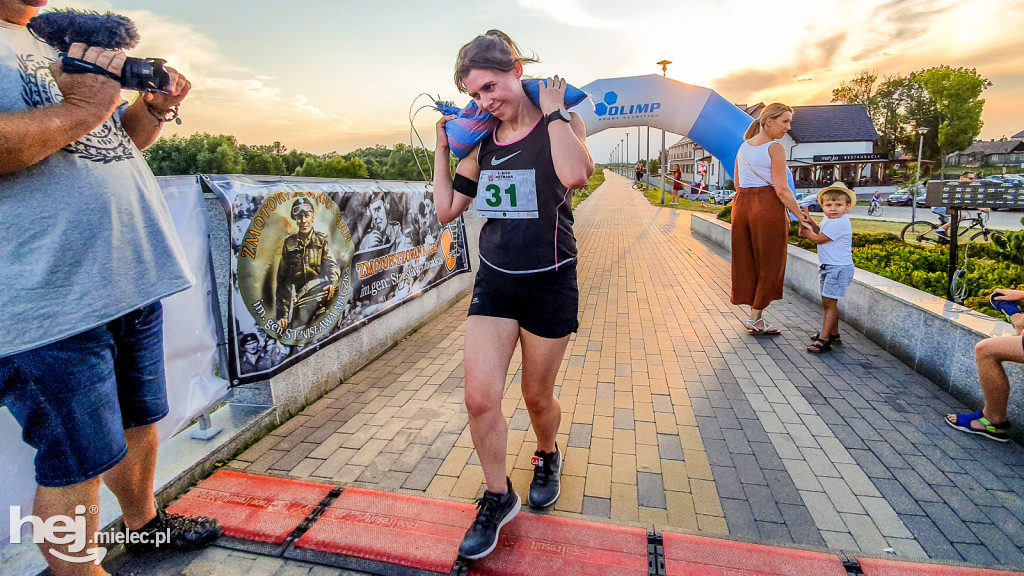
[59,54,123,83]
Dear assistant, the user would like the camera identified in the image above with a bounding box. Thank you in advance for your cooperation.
[59,55,172,93]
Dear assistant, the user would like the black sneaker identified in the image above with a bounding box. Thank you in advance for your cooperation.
[458,477,520,560]
[125,509,223,554]
[528,445,562,508]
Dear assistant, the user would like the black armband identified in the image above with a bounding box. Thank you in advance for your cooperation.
[453,173,478,198]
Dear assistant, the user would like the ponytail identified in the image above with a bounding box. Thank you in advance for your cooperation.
[744,119,761,140]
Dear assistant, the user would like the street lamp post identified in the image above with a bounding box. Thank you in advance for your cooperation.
[620,138,624,176]
[912,127,928,224]
[626,132,629,178]
[657,59,672,205]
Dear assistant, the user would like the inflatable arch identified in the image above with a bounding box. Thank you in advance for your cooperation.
[570,74,795,189]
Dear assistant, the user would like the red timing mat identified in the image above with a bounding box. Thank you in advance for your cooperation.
[467,512,649,576]
[166,469,334,544]
[294,487,477,574]
[858,557,1024,576]
[663,532,847,576]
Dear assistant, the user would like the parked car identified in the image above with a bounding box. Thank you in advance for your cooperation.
[794,193,821,212]
[975,178,1013,187]
[887,191,917,206]
[710,191,736,206]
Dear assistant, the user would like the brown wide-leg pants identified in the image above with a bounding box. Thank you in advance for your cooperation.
[730,185,789,310]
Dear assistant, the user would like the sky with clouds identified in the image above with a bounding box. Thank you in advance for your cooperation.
[45,0,1024,162]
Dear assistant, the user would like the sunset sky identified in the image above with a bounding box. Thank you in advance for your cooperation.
[47,0,1024,163]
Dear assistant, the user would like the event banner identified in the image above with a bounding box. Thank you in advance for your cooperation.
[202,175,470,384]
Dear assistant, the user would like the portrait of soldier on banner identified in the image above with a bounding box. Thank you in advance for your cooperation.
[236,191,355,348]
[357,191,415,253]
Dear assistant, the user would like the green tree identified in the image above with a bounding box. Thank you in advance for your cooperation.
[383,143,434,181]
[831,69,878,119]
[648,157,660,174]
[143,133,243,175]
[244,150,287,175]
[915,65,991,176]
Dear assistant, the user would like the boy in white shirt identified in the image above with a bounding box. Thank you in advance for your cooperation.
[799,182,856,353]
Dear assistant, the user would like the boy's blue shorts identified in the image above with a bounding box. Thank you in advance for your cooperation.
[819,264,855,300]
[0,302,168,487]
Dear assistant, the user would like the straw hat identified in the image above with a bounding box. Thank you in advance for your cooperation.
[816,181,856,206]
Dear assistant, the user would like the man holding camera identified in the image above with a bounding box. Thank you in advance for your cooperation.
[0,0,222,574]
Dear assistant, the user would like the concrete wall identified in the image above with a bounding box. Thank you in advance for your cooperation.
[690,212,1024,441]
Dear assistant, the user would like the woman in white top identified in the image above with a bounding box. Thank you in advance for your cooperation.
[731,103,813,334]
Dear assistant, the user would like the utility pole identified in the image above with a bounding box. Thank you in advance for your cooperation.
[657,60,672,205]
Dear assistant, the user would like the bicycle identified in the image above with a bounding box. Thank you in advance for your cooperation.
[867,202,884,217]
[632,179,646,190]
[901,209,1004,247]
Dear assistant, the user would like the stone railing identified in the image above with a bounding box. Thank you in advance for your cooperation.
[690,212,1023,441]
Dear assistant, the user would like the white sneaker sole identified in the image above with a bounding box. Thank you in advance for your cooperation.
[460,493,521,560]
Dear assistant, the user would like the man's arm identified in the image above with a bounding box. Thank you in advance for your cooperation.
[122,68,191,151]
[0,44,124,175]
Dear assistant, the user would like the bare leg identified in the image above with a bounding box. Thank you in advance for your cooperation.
[464,316,520,493]
[101,423,158,530]
[822,297,840,337]
[32,478,110,576]
[1010,312,1024,335]
[946,335,1024,428]
[749,306,762,322]
[519,328,570,453]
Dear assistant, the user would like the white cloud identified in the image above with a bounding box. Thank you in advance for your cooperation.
[515,0,618,28]
[46,1,354,150]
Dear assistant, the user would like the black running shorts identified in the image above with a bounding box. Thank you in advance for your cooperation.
[468,261,579,339]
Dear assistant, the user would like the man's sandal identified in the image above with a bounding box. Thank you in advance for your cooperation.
[745,318,781,335]
[989,292,1023,323]
[807,338,832,353]
[809,332,841,345]
[946,412,1011,442]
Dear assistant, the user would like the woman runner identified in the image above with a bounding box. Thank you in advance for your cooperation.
[432,30,594,560]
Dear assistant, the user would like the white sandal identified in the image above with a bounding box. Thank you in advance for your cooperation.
[745,317,781,335]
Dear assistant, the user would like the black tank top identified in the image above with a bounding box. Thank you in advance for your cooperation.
[475,117,576,274]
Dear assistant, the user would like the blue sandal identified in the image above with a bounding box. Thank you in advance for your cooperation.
[946,412,1011,442]
[989,291,1023,323]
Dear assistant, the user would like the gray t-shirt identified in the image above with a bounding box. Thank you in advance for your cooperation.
[0,21,193,357]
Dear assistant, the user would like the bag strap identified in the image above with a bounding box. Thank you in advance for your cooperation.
[738,145,773,187]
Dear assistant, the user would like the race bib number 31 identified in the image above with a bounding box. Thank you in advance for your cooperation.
[475,169,539,219]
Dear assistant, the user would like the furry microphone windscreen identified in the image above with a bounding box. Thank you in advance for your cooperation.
[26,9,140,53]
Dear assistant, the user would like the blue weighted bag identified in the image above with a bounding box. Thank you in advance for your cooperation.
[441,79,588,159]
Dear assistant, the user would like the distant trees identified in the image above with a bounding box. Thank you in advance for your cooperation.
[831,66,990,167]
[143,134,438,181]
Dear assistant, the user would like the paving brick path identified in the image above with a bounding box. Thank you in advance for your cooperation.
[226,171,1024,569]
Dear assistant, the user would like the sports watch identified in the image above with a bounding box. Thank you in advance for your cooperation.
[546,107,571,123]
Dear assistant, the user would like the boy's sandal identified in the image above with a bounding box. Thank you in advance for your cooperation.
[946,412,1011,442]
[809,332,842,345]
[745,318,781,335]
[806,338,832,353]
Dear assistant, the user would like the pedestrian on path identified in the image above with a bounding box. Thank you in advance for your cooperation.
[731,103,814,335]
[946,289,1023,442]
[797,183,856,353]
[432,29,595,560]
[671,164,682,205]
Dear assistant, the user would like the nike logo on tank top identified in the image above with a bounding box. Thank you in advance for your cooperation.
[475,118,576,274]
